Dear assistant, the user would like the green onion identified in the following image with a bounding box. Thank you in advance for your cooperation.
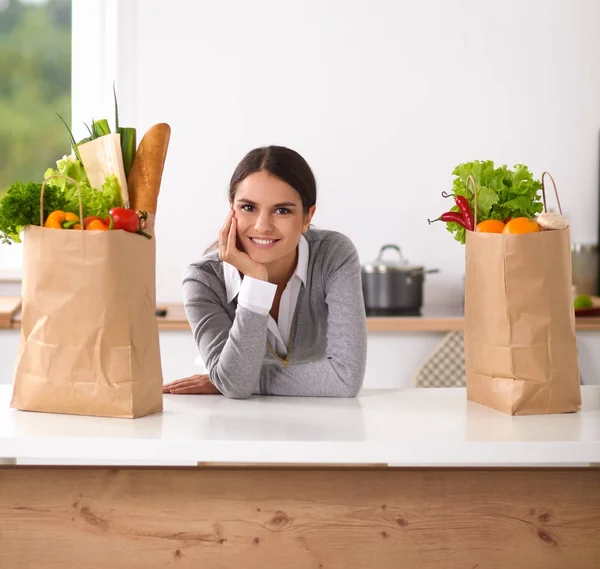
[113,82,119,130]
[119,127,136,178]
[113,84,136,178]
[56,112,83,163]
[92,119,111,138]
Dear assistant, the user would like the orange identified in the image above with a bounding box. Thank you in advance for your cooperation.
[502,217,541,234]
[476,219,505,233]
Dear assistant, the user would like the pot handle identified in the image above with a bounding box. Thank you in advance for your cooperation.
[375,244,405,262]
[406,268,441,277]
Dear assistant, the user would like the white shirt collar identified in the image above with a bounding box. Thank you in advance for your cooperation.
[223,234,309,303]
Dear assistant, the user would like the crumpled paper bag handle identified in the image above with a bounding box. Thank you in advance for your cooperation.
[39,174,84,228]
[541,171,563,215]
[468,171,563,227]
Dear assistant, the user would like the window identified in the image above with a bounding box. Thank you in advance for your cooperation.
[0,0,71,273]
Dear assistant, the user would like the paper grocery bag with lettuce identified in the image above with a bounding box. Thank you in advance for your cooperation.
[1,99,170,418]
[429,161,581,415]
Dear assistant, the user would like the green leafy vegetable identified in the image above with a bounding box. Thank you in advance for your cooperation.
[0,155,123,243]
[446,160,543,244]
[75,174,122,217]
[44,154,90,189]
[44,156,122,218]
[0,182,67,244]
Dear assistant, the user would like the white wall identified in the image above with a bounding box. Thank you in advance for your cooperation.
[2,0,600,390]
[106,0,600,306]
[3,0,600,300]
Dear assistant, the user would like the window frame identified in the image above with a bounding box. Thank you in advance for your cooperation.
[0,0,137,280]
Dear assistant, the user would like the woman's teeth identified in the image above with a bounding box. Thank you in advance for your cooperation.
[251,238,276,245]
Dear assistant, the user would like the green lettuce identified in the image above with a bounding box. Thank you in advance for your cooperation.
[44,154,90,188]
[44,156,122,218]
[446,160,544,244]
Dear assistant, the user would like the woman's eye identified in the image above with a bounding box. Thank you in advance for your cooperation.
[241,205,255,212]
[276,208,291,215]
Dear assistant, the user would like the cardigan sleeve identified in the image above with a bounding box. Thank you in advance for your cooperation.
[182,265,275,399]
[261,234,367,397]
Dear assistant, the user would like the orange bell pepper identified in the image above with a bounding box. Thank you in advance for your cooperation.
[63,212,81,229]
[86,219,109,231]
[44,210,81,229]
[44,210,67,229]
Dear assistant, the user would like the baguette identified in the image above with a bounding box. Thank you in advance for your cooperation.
[127,123,171,214]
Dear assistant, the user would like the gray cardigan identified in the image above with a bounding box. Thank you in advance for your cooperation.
[182,228,367,398]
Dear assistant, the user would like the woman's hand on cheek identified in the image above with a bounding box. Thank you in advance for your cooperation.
[219,210,268,281]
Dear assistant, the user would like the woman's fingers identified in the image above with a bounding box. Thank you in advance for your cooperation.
[163,374,205,388]
[169,380,221,394]
[218,210,233,260]
[170,385,210,394]
[162,374,222,395]
[163,379,202,391]
[162,374,209,392]
[227,215,237,253]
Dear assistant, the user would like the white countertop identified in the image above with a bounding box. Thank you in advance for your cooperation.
[1,386,599,467]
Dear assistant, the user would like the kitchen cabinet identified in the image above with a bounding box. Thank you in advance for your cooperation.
[2,300,600,389]
[1,386,599,568]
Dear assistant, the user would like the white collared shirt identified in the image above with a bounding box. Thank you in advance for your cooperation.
[194,235,309,369]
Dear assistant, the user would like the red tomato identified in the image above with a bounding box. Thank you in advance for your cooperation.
[109,208,140,233]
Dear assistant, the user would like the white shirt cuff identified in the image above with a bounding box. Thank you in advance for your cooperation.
[238,276,276,315]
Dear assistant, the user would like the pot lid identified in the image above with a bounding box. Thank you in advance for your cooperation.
[362,244,424,273]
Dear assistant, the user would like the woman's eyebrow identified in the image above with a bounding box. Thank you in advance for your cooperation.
[237,199,298,208]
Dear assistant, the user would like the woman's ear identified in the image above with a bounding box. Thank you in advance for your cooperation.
[303,205,316,233]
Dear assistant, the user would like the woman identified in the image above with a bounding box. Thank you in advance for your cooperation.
[162,146,367,398]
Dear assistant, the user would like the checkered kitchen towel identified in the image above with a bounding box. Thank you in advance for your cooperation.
[414,331,466,387]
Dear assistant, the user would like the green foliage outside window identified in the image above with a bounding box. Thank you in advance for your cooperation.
[0,0,71,193]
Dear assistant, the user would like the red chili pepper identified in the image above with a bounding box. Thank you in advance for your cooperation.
[428,212,468,229]
[109,208,151,239]
[455,196,474,231]
[441,192,474,231]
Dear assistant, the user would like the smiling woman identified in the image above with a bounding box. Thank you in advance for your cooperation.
[163,146,368,398]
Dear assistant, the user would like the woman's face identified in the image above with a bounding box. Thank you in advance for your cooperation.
[232,170,315,267]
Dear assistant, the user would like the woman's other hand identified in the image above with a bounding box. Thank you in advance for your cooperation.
[162,374,222,394]
[219,210,268,281]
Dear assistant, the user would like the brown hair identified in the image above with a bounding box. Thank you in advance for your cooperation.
[228,145,317,213]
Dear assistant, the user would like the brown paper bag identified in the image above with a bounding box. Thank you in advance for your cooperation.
[464,172,581,415]
[10,176,163,418]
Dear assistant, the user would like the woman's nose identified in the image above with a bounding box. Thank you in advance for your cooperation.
[254,212,273,233]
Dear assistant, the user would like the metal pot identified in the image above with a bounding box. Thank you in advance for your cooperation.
[361,244,439,316]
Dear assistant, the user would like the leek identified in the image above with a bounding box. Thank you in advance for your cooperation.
[119,127,136,178]
[92,119,111,138]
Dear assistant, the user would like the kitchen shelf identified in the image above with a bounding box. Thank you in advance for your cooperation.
[3,300,600,332]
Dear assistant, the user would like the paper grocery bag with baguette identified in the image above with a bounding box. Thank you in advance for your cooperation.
[462,171,581,415]
[10,123,171,419]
